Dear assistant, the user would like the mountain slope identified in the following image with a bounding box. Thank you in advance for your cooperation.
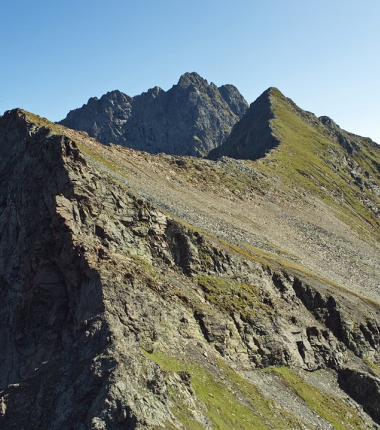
[209,87,380,239]
[59,72,248,157]
[1,109,380,428]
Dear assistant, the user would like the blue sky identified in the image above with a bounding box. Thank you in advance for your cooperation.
[1,0,379,143]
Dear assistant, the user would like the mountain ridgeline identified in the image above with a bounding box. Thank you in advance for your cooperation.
[208,86,379,162]
[59,72,248,157]
[0,74,380,429]
[60,74,378,165]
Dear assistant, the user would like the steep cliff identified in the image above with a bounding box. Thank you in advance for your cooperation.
[1,108,380,429]
[59,72,248,157]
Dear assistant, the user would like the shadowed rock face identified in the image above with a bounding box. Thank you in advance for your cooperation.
[1,105,380,429]
[59,72,248,157]
[208,88,280,161]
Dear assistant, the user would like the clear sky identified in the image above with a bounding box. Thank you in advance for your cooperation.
[1,0,379,143]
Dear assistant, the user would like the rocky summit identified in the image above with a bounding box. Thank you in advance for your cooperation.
[0,79,380,430]
[59,72,248,157]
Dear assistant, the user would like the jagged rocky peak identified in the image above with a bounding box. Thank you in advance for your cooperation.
[177,71,208,88]
[319,114,338,128]
[83,90,132,109]
[145,85,163,97]
[59,72,248,157]
[175,72,248,116]
[173,72,219,103]
[219,83,250,117]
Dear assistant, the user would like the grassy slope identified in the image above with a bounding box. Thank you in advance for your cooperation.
[255,88,380,239]
[264,367,367,430]
[145,351,304,429]
[146,351,368,430]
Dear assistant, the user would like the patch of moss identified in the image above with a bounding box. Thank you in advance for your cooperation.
[23,111,61,135]
[130,254,157,278]
[364,358,380,377]
[196,275,272,319]
[216,359,309,429]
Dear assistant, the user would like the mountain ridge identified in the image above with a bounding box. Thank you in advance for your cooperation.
[209,86,379,161]
[59,72,248,157]
[210,86,380,240]
[1,107,380,428]
[1,74,380,428]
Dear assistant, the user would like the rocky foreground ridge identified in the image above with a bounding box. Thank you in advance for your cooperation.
[59,72,248,157]
[0,94,380,429]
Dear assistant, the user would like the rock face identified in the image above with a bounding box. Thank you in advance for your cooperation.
[1,108,380,429]
[59,72,248,157]
[208,87,280,161]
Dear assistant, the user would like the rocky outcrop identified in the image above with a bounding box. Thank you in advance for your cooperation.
[338,368,380,424]
[319,115,373,155]
[59,72,248,157]
[1,110,380,428]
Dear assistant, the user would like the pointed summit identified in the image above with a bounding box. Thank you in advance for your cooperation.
[209,86,379,164]
[177,71,209,88]
[208,87,280,161]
